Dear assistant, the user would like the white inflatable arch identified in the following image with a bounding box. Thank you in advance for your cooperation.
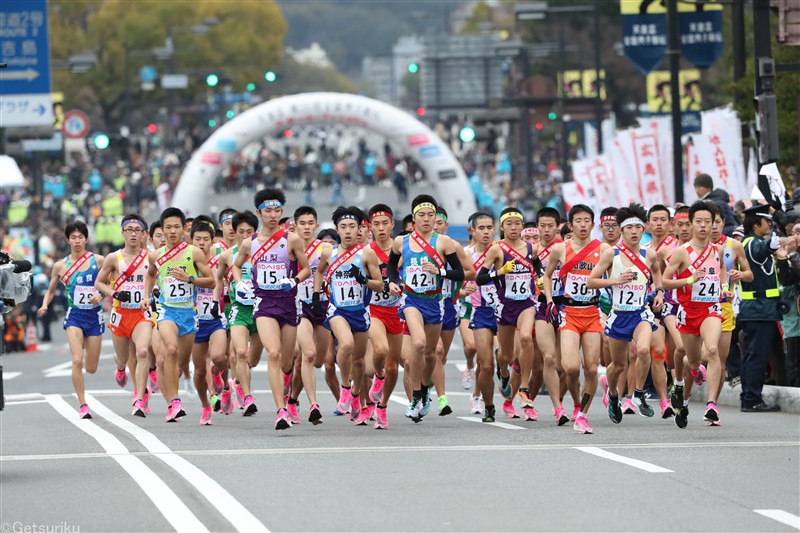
[174,92,477,230]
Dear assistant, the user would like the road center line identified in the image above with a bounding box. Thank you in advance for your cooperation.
[86,394,270,533]
[754,510,800,530]
[458,416,527,430]
[574,446,673,473]
[43,395,208,533]
[4,371,22,380]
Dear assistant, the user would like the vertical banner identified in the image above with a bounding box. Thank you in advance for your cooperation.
[701,106,747,202]
[607,137,639,206]
[632,133,668,206]
[571,159,602,217]
[585,155,618,208]
[680,3,724,69]
[620,0,668,75]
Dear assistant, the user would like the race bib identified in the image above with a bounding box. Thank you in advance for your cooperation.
[371,287,400,307]
[163,276,193,304]
[480,284,499,308]
[612,282,647,312]
[332,277,364,308]
[74,285,99,309]
[256,263,287,291]
[565,272,594,302]
[691,275,720,303]
[404,265,437,293]
[197,290,215,320]
[121,282,145,309]
[551,269,564,296]
[109,309,121,327]
[504,272,532,301]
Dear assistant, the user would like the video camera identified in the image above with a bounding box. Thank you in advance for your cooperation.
[0,251,32,315]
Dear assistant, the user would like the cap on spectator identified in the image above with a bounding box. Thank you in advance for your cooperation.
[733,226,745,238]
[743,204,773,220]
[693,173,714,189]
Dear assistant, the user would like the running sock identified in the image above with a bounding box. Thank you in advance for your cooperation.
[413,389,423,401]
[683,400,689,407]
[634,388,645,398]
[149,367,156,372]
[378,404,386,409]
[288,397,298,405]
[342,385,351,390]
[609,394,619,404]
[675,380,685,387]
[421,384,429,398]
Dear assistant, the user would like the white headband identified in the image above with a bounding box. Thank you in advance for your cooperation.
[620,218,645,229]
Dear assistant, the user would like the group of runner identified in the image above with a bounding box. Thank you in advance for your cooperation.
[39,189,751,433]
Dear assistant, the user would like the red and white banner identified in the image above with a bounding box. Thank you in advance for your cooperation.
[632,133,669,206]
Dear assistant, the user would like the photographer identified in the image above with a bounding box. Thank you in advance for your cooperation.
[739,205,792,412]
[778,222,800,387]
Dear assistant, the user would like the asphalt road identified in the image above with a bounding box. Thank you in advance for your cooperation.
[2,327,799,533]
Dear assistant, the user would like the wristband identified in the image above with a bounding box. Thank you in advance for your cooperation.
[655,287,665,294]
[722,284,730,292]
[489,271,497,279]
[293,276,300,286]
[686,277,695,286]
[439,268,447,277]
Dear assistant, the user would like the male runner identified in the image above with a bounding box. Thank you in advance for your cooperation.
[39,221,105,418]
[144,208,214,422]
[597,208,619,408]
[232,189,311,430]
[212,208,238,255]
[215,210,261,415]
[662,201,731,428]
[588,203,664,425]
[543,205,606,433]
[366,204,405,429]
[387,195,464,422]
[95,214,153,417]
[477,207,538,421]
[313,206,384,425]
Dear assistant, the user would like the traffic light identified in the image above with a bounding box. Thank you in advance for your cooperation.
[146,123,157,134]
[246,83,256,91]
[206,74,219,87]
[407,62,419,74]
[459,126,476,143]
[756,93,779,163]
[535,122,544,131]
[226,109,235,120]
[283,129,293,138]
[93,133,110,150]
[416,107,426,117]
[208,119,217,127]
[547,111,557,121]
[264,70,277,83]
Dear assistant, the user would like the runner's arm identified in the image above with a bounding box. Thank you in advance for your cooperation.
[231,242,250,283]
[37,261,64,315]
[363,249,386,292]
[143,253,157,306]
[456,243,476,282]
[541,244,562,303]
[475,246,500,285]
[213,251,230,301]
[731,241,754,283]
[290,234,311,284]
[94,253,119,298]
[387,237,403,284]
[662,249,690,290]
[587,248,616,289]
[192,248,215,289]
[313,248,330,293]
[439,251,465,281]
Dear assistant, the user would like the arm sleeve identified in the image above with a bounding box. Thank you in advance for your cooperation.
[475,266,496,286]
[748,237,773,263]
[441,252,465,281]
[387,250,401,283]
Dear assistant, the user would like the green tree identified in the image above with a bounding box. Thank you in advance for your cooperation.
[49,0,287,129]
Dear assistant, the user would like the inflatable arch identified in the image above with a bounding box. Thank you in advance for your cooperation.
[174,92,477,234]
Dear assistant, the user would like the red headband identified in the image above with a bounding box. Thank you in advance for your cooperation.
[370,211,391,222]
[600,215,616,223]
[674,212,689,220]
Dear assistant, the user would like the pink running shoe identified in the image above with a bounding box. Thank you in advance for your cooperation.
[79,404,92,419]
[132,399,146,418]
[600,375,609,409]
[622,397,637,415]
[369,375,385,404]
[286,401,300,424]
[703,401,721,426]
[142,388,151,415]
[308,404,323,425]
[282,371,293,404]
[660,398,675,419]
[234,381,246,407]
[570,404,581,421]
[115,368,128,388]
[200,406,213,426]
[691,364,707,386]
[374,406,389,429]
[275,408,291,430]
[350,395,362,421]
[354,405,373,426]
[220,389,233,415]
[512,361,521,375]
[242,396,258,417]
[573,414,593,434]
[502,399,520,419]
[555,406,569,426]
[148,369,159,394]
[211,370,224,395]
[172,399,186,419]
[522,406,538,421]
[165,404,178,422]
[336,388,352,415]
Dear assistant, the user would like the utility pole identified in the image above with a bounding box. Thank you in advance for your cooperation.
[520,47,533,185]
[667,0,683,203]
[592,5,603,152]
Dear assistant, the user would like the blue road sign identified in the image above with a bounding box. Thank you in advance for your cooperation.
[0,0,53,126]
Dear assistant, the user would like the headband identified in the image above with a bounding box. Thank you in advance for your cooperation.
[335,214,359,225]
[436,212,448,223]
[370,211,392,221]
[412,202,437,215]
[122,219,146,230]
[600,215,617,224]
[620,218,645,229]
[674,211,689,220]
[258,200,283,210]
[220,213,235,225]
[500,211,524,224]
[521,227,539,237]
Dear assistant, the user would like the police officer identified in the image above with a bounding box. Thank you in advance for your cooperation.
[738,205,785,412]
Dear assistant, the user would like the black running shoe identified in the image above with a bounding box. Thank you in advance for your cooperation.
[482,405,496,423]
[671,384,684,410]
[675,405,689,429]
[633,394,655,418]
[308,404,323,425]
[608,396,623,424]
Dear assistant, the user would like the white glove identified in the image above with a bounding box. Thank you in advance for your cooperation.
[770,232,781,251]
[279,278,297,292]
[236,280,255,302]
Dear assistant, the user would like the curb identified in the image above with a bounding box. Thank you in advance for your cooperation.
[690,382,800,414]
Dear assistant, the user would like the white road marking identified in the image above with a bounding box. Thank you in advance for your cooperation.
[42,360,73,378]
[4,371,22,380]
[4,392,44,400]
[36,342,52,351]
[458,416,526,430]
[575,446,673,473]
[4,399,47,405]
[86,395,270,533]
[43,394,208,533]
[455,363,467,372]
[754,510,800,530]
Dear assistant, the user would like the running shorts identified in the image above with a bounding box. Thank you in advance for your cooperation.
[604,308,657,342]
[195,317,226,344]
[676,303,722,336]
[109,307,152,338]
[157,306,198,337]
[399,293,444,325]
[370,304,404,336]
[64,307,104,337]
[560,305,603,335]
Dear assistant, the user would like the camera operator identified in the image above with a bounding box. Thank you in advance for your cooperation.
[739,205,794,412]
[778,222,800,387]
